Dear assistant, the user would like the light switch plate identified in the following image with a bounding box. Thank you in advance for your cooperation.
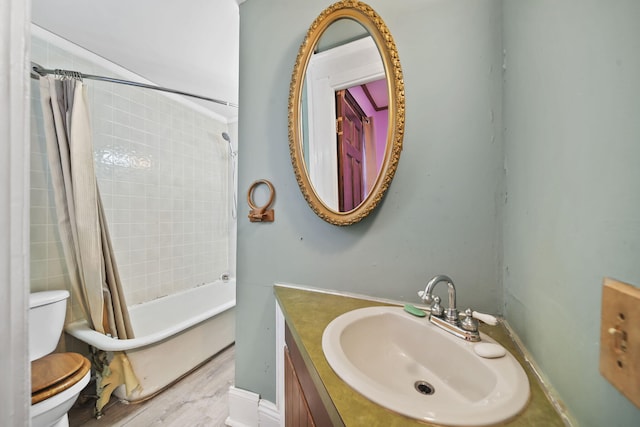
[599,277,640,408]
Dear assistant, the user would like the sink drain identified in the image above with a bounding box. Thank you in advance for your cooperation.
[414,380,435,395]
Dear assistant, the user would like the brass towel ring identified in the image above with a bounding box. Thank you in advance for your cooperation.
[247,179,275,222]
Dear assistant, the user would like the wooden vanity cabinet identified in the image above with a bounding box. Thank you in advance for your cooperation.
[285,346,315,427]
[285,323,338,427]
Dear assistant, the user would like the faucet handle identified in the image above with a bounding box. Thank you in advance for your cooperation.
[471,310,498,326]
[417,290,431,303]
[461,308,479,332]
[430,296,444,317]
[461,309,498,332]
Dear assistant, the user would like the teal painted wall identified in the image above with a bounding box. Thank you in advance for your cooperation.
[237,0,504,404]
[238,0,640,424]
[502,1,640,426]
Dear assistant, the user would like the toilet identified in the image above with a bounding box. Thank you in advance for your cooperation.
[30,290,91,427]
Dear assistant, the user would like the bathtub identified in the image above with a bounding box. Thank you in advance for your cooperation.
[65,279,235,402]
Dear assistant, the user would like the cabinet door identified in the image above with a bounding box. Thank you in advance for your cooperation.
[285,346,316,427]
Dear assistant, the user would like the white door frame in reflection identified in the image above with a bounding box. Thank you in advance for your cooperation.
[305,36,384,210]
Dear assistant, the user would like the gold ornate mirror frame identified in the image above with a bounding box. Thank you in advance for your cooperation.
[288,0,405,226]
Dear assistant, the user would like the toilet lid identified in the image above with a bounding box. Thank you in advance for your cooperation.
[31,352,91,404]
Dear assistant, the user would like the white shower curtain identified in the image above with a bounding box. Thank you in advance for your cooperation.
[39,76,139,413]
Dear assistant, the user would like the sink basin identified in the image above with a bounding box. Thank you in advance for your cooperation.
[322,306,530,426]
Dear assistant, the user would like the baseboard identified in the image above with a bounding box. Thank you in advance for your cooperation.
[226,385,281,427]
[258,400,280,427]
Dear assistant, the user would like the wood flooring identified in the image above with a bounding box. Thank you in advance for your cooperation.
[68,345,235,427]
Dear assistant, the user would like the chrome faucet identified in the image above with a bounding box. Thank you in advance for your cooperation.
[421,274,459,324]
[420,275,496,342]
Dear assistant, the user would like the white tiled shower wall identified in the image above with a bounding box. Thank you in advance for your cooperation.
[30,26,232,320]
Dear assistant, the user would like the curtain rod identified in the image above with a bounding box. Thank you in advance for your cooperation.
[30,62,238,108]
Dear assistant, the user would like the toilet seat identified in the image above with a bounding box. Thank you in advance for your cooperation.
[31,352,91,405]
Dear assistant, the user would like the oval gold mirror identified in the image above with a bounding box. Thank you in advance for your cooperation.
[288,0,405,226]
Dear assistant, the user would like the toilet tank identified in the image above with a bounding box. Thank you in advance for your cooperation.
[29,290,70,362]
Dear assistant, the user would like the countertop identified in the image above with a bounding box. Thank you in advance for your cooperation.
[274,284,566,427]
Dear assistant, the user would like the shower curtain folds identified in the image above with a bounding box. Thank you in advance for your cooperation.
[38,76,139,412]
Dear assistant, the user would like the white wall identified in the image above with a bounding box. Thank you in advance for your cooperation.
[0,0,31,423]
[31,0,240,121]
[502,2,640,426]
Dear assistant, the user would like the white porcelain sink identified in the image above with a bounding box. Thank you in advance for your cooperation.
[322,306,530,426]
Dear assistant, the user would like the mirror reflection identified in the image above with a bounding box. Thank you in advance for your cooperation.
[335,79,388,211]
[302,19,388,212]
[289,1,404,226]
